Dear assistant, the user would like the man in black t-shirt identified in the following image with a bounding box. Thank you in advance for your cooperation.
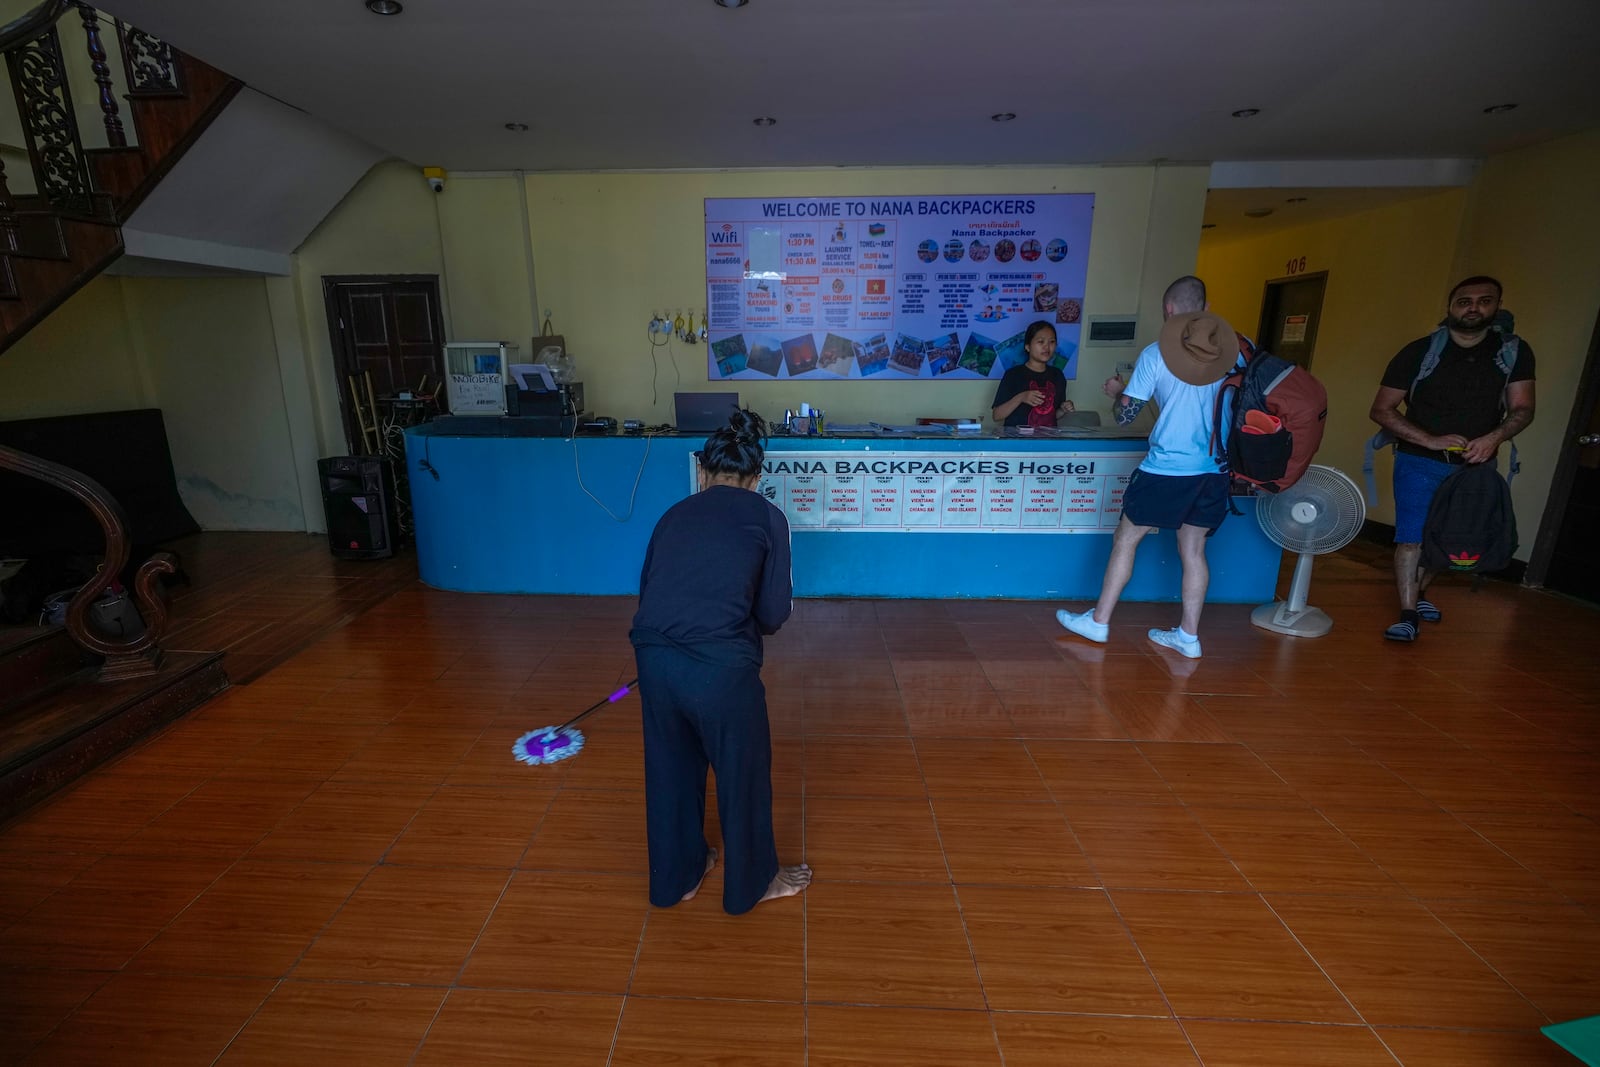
[1368,276,1536,641]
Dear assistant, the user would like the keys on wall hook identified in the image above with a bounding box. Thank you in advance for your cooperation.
[681,310,700,344]
[698,311,708,343]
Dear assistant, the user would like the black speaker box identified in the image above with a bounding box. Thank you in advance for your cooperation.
[318,456,399,560]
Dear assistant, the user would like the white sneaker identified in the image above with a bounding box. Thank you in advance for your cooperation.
[1148,627,1201,659]
[1056,609,1108,643]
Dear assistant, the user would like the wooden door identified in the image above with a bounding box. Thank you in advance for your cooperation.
[1257,273,1327,369]
[1530,307,1600,603]
[323,276,447,452]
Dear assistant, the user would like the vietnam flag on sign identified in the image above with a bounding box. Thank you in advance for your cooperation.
[866,279,886,295]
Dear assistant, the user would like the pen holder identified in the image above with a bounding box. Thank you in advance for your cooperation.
[791,416,812,435]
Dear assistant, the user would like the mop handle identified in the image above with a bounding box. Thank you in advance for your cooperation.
[555,678,639,731]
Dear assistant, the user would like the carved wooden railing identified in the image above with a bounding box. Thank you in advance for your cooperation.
[0,444,173,680]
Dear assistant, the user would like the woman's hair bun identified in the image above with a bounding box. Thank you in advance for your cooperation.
[729,408,767,441]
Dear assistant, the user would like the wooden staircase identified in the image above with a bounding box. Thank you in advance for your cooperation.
[0,0,241,352]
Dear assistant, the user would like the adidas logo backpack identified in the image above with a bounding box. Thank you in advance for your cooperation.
[1212,337,1329,493]
[1420,462,1518,573]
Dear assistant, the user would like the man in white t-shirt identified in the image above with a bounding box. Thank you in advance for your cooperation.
[1056,276,1237,659]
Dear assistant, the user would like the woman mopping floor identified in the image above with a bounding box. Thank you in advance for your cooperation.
[628,409,811,914]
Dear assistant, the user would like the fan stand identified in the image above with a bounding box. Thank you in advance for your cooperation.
[1252,551,1334,638]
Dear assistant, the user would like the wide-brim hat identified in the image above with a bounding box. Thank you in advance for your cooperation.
[1158,311,1239,386]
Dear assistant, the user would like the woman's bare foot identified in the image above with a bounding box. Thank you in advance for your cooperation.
[757,864,812,905]
[680,848,718,902]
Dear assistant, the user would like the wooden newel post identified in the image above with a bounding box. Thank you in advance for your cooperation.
[76,3,126,148]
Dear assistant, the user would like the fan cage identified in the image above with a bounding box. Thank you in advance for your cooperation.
[1255,465,1366,554]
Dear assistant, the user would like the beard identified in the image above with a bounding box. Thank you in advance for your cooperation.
[1445,310,1491,331]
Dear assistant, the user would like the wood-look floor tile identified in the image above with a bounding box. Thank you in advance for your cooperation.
[215,981,445,1066]
[556,727,647,790]
[21,973,273,1067]
[629,891,804,1001]
[1113,890,1359,1023]
[520,789,647,873]
[1318,807,1562,903]
[0,850,99,924]
[328,724,483,784]
[213,723,379,781]
[804,736,926,798]
[993,1012,1199,1066]
[903,691,1016,738]
[915,739,1051,800]
[111,777,316,859]
[0,856,229,970]
[960,885,1164,1014]
[247,781,435,863]
[1003,697,1130,739]
[1182,1020,1397,1065]
[1376,1026,1581,1066]
[130,860,368,977]
[460,871,648,993]
[933,798,1095,886]
[0,967,112,1054]
[1065,804,1249,891]
[0,774,196,853]
[608,997,804,1067]
[1104,692,1234,744]
[808,1005,1001,1066]
[803,795,947,882]
[1423,899,1600,1022]
[1267,894,1547,1029]
[805,882,985,1008]
[1187,806,1404,897]
[1027,740,1180,805]
[1138,742,1303,807]
[412,989,621,1066]
[1457,810,1600,909]
[448,728,575,786]
[1251,743,1437,811]
[291,865,508,983]
[803,693,912,736]
[384,784,553,867]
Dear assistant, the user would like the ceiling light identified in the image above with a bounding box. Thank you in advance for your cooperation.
[991,112,1017,123]
[1285,196,1308,204]
[1244,207,1274,218]
[714,0,748,7]
[1231,108,1261,118]
[504,122,529,132]
[365,0,402,14]
[1482,103,1518,114]
[753,116,777,127]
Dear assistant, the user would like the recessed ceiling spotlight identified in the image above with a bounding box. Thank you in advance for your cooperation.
[1231,108,1261,118]
[504,122,529,132]
[715,0,749,6]
[1244,207,1274,218]
[1482,103,1518,114]
[1285,196,1308,204]
[991,112,1017,123]
[365,0,402,14]
[753,116,777,127]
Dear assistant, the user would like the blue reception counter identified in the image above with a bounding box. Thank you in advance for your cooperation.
[403,426,1282,601]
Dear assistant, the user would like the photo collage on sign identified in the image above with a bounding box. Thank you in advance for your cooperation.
[703,195,1093,382]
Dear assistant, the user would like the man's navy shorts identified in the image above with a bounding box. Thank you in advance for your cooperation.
[1392,451,1457,544]
[1121,470,1229,531]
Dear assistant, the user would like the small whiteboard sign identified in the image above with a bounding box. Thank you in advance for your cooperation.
[448,372,505,413]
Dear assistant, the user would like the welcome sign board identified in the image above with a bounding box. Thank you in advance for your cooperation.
[704,194,1094,383]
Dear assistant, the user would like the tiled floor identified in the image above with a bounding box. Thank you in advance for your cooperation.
[1,545,1597,1064]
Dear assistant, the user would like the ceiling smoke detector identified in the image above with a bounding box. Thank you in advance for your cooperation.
[714,0,749,7]
[753,116,777,127]
[365,0,402,14]
[991,112,1017,123]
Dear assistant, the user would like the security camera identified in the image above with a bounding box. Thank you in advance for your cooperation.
[422,166,447,193]
[426,176,444,193]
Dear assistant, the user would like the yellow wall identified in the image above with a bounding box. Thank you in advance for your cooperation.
[1450,131,1600,552]
[522,165,1209,427]
[0,276,146,419]
[1198,190,1468,528]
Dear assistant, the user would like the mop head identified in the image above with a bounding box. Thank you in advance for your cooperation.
[512,727,586,765]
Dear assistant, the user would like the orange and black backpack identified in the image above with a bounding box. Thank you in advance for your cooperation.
[1211,336,1328,493]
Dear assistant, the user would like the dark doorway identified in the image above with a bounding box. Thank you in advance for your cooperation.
[1257,272,1327,369]
[323,275,447,453]
[1529,306,1600,604]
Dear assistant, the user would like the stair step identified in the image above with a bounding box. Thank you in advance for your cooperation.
[0,213,69,261]
[0,649,228,821]
[0,626,97,715]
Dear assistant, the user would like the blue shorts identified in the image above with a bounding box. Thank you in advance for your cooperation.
[1122,470,1229,531]
[1392,451,1456,544]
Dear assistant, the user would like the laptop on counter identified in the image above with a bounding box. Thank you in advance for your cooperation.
[673,391,740,433]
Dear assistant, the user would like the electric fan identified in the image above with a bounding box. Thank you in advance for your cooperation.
[1252,464,1366,637]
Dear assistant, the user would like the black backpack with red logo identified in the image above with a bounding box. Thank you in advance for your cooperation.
[1420,461,1518,574]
